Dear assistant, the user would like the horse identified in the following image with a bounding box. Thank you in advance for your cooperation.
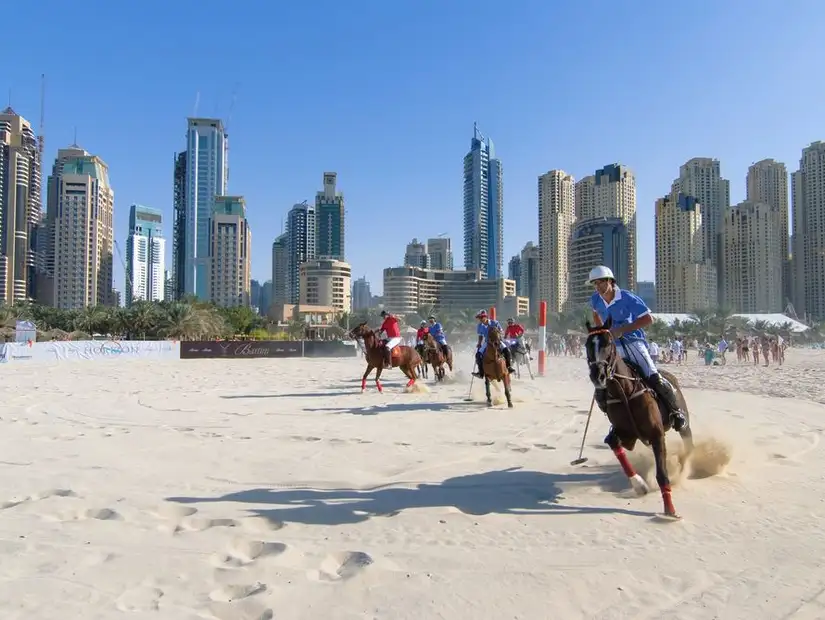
[584,318,694,519]
[508,336,534,380]
[481,327,514,408]
[423,333,453,381]
[415,342,429,379]
[349,323,422,393]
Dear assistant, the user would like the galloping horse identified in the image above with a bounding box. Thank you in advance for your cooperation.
[508,336,534,379]
[481,327,514,408]
[349,323,421,393]
[585,318,694,519]
[423,333,453,381]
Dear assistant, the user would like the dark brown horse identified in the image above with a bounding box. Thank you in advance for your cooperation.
[584,318,694,519]
[423,333,453,381]
[481,327,513,408]
[349,323,421,392]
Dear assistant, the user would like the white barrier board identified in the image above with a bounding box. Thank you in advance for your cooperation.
[0,340,180,364]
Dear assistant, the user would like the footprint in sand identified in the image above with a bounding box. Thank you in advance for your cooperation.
[311,551,374,582]
[211,538,288,568]
[209,581,266,602]
[115,585,164,612]
[207,600,273,620]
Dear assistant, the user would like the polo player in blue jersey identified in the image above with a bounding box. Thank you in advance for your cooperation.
[588,265,688,432]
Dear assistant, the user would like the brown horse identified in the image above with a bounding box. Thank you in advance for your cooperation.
[584,318,694,519]
[481,327,513,408]
[349,323,421,393]
[423,333,453,381]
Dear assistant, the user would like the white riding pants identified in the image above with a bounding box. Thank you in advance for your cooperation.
[616,339,657,378]
[384,336,403,350]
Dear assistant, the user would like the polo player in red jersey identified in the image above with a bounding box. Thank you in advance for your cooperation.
[379,310,402,369]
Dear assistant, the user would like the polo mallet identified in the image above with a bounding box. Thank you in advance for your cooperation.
[464,374,475,401]
[570,395,596,466]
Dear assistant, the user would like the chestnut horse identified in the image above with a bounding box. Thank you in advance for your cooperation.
[423,333,453,381]
[481,327,513,408]
[349,322,421,392]
[584,318,694,519]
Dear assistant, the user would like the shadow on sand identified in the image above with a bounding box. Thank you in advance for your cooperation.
[166,467,653,527]
[302,400,481,415]
[221,391,356,399]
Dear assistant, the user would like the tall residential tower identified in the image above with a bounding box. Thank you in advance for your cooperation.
[463,123,503,279]
[0,107,41,303]
[42,147,114,308]
[315,172,345,260]
[178,118,228,299]
[792,142,825,320]
[126,204,165,305]
[537,170,575,313]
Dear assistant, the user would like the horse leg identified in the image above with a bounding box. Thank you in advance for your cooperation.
[375,367,384,393]
[651,435,678,518]
[604,429,649,496]
[504,374,513,408]
[403,364,415,388]
[484,378,492,407]
[361,364,373,392]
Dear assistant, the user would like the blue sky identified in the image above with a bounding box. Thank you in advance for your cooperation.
[5,0,825,296]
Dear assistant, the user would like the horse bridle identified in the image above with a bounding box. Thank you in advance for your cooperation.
[588,328,618,382]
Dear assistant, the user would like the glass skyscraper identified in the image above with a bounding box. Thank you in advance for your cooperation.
[463,123,503,279]
[180,118,228,299]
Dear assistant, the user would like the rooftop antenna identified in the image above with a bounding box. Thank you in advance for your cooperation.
[7,88,11,108]
[193,91,200,117]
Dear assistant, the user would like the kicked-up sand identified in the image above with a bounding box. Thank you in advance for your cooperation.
[0,348,824,619]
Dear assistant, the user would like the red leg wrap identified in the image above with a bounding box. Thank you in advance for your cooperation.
[613,447,637,478]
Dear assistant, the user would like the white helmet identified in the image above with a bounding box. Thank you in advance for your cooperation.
[587,265,615,283]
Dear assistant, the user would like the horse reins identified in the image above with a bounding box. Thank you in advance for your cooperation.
[588,328,650,439]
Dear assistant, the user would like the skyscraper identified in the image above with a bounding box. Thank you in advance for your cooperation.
[126,204,165,305]
[180,118,228,299]
[672,158,730,297]
[0,107,41,303]
[538,170,576,313]
[654,192,716,312]
[747,159,789,304]
[271,232,288,307]
[792,141,825,320]
[427,236,453,270]
[352,276,373,311]
[404,238,430,268]
[171,151,187,300]
[593,164,637,291]
[207,196,250,307]
[519,242,540,317]
[315,172,345,260]
[42,147,114,308]
[721,201,783,313]
[286,202,316,304]
[568,218,629,307]
[463,123,503,279]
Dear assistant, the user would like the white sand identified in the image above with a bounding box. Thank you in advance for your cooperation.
[1,349,824,619]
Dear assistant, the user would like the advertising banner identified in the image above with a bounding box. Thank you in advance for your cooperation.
[180,340,302,359]
[0,340,180,364]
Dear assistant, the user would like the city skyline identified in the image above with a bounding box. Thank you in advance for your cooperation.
[4,2,825,305]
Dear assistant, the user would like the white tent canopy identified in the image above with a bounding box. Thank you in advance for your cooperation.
[653,313,809,333]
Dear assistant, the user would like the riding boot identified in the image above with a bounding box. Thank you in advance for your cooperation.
[474,351,484,378]
[647,373,688,432]
[383,346,392,369]
[502,346,515,373]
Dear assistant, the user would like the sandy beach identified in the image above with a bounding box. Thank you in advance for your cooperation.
[1,349,824,619]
